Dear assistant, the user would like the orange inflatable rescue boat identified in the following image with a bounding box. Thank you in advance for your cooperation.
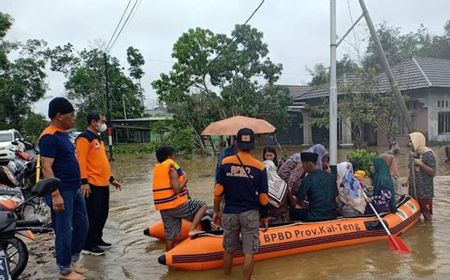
[157,196,420,270]
[144,219,203,242]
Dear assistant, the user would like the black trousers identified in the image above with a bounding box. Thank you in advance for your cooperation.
[84,184,109,249]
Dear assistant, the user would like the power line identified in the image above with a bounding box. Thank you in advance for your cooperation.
[243,0,265,26]
[209,0,265,66]
[345,0,364,61]
[105,0,133,52]
[106,0,140,53]
[122,0,142,33]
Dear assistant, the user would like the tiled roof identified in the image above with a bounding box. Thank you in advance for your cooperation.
[413,57,450,87]
[293,57,450,101]
[283,85,312,99]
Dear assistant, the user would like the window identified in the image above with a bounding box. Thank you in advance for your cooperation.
[13,132,22,140]
[0,132,13,142]
[438,112,450,134]
[438,100,441,107]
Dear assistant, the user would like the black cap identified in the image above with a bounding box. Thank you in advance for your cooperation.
[48,97,75,119]
[300,152,318,163]
[237,128,255,150]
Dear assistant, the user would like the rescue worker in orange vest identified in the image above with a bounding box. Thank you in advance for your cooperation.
[152,146,207,251]
[76,111,121,256]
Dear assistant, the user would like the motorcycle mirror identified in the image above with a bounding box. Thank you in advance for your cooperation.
[31,178,60,196]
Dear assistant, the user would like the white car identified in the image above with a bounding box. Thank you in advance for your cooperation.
[0,129,26,163]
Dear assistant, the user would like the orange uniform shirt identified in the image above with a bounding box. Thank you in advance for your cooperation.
[75,130,113,187]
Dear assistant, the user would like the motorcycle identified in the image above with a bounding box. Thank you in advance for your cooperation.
[7,139,39,190]
[0,167,24,214]
[0,177,58,280]
[5,140,49,222]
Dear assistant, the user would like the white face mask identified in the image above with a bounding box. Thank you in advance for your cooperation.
[98,123,107,133]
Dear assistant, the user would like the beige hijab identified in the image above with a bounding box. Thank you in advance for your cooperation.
[409,132,433,155]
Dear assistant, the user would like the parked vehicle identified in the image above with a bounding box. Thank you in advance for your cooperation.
[0,178,58,279]
[0,130,26,163]
[0,140,49,222]
[67,129,81,145]
[0,166,24,213]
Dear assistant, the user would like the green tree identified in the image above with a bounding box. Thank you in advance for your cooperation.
[310,70,402,147]
[126,46,145,81]
[20,112,48,141]
[48,45,145,129]
[152,25,290,150]
[307,55,361,86]
[0,13,49,129]
[363,21,450,71]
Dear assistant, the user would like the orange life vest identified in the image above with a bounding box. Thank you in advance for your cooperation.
[152,159,188,210]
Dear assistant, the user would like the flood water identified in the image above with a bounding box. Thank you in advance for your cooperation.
[29,146,450,279]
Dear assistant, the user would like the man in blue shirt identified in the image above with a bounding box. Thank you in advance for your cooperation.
[39,97,88,280]
[213,128,269,280]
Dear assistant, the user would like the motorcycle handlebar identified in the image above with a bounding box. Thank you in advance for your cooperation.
[15,219,42,227]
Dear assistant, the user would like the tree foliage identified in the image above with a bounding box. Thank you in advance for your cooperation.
[309,69,403,147]
[307,55,361,87]
[20,112,48,141]
[363,21,450,71]
[0,13,49,129]
[152,25,291,150]
[47,45,146,129]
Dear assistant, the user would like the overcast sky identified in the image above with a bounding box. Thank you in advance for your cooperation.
[3,0,450,115]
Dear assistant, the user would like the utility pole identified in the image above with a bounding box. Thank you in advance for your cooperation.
[359,0,414,133]
[329,0,338,170]
[104,53,114,160]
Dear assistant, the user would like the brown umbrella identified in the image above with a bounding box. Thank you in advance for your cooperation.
[201,115,276,136]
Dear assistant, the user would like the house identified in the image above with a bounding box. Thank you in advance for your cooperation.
[288,57,450,146]
[110,115,173,144]
[272,85,311,145]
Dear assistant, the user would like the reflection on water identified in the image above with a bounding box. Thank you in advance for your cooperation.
[79,145,449,279]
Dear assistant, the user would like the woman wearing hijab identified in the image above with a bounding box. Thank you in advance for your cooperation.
[264,160,290,224]
[379,153,402,198]
[366,157,397,214]
[277,153,305,209]
[408,132,436,221]
[305,144,330,171]
[336,162,366,217]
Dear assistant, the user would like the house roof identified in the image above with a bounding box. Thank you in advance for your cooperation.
[293,57,450,101]
[283,85,312,99]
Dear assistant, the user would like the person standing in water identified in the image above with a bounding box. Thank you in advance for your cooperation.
[39,97,88,280]
[76,111,121,256]
[408,132,436,221]
[213,128,269,280]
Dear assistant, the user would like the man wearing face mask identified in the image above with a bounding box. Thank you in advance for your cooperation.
[75,111,121,256]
